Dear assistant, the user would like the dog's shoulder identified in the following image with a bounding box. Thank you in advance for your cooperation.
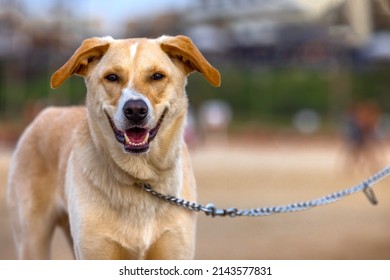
[33,106,87,132]
[38,106,87,121]
[16,106,87,161]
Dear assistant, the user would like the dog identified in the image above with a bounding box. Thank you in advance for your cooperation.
[7,35,220,259]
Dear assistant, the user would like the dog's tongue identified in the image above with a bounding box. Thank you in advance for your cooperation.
[125,127,149,144]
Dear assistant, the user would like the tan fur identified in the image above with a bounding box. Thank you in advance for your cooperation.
[7,35,220,259]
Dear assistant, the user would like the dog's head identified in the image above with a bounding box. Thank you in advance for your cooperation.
[51,35,220,157]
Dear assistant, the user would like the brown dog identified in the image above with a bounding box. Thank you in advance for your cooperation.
[7,35,220,259]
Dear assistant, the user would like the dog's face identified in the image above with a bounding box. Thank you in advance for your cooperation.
[51,35,220,157]
[88,37,187,155]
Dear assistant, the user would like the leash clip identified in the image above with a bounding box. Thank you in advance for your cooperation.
[204,204,239,217]
[204,203,223,217]
[363,185,378,205]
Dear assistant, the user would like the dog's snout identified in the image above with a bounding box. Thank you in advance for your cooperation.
[123,99,148,122]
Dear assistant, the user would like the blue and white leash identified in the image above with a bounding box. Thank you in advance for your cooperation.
[143,165,390,217]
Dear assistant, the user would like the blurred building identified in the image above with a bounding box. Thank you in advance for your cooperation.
[186,0,317,51]
[183,0,390,65]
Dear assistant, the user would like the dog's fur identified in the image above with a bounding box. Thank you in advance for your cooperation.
[6,35,220,259]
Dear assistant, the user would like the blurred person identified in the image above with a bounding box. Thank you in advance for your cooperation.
[343,100,385,175]
[199,100,232,145]
[184,107,200,148]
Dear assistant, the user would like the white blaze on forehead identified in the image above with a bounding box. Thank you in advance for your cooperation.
[130,42,139,60]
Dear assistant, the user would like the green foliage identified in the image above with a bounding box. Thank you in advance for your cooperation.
[350,67,390,110]
[187,67,330,124]
[2,62,390,131]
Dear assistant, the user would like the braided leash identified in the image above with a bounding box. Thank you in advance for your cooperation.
[142,165,390,217]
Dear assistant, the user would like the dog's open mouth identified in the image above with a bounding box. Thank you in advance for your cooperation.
[105,110,166,154]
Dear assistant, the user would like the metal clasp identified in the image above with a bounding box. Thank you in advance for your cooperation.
[203,204,238,217]
[363,186,378,205]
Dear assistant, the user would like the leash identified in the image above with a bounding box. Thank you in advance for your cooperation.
[142,164,390,217]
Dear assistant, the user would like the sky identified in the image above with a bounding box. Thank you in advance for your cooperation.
[22,0,192,35]
[25,0,191,21]
[23,0,345,24]
[20,0,348,36]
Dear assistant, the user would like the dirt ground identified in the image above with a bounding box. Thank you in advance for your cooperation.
[1,137,390,260]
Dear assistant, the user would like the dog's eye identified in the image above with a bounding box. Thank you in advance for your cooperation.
[151,73,164,81]
[105,74,119,82]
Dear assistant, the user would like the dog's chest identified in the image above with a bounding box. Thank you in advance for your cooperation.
[69,181,168,258]
[66,145,180,258]
[99,192,170,256]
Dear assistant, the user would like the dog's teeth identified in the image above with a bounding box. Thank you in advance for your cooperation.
[124,133,130,144]
[123,132,149,147]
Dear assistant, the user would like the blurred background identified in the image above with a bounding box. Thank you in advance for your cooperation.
[1,0,390,260]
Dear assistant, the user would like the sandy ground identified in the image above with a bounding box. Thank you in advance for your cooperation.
[1,138,390,260]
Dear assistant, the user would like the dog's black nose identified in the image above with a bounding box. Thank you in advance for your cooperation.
[123,99,148,122]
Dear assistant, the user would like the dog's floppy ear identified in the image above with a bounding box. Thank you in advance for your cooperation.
[159,35,221,87]
[50,37,112,89]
